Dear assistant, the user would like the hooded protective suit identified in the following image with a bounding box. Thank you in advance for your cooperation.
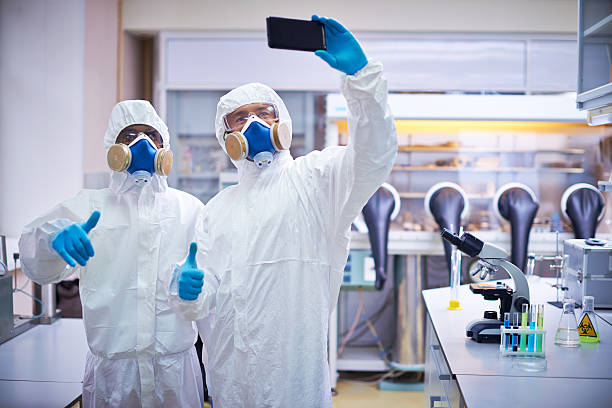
[19,100,205,407]
[170,60,397,407]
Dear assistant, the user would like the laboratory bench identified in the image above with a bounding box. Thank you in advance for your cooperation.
[0,318,87,407]
[328,232,612,389]
[423,279,612,408]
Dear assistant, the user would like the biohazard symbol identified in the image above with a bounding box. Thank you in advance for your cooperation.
[578,314,597,337]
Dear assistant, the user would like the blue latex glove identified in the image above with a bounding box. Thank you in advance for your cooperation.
[51,211,100,267]
[178,242,204,301]
[312,15,367,75]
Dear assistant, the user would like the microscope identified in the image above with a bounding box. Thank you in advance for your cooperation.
[441,229,530,343]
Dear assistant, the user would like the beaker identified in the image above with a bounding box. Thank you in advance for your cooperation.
[554,299,580,347]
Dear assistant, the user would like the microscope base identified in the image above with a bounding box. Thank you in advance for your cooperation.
[466,318,502,343]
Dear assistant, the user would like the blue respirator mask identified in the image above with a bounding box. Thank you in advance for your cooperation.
[107,133,173,185]
[224,115,292,168]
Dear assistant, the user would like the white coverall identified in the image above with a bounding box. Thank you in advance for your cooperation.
[19,100,205,407]
[170,60,397,407]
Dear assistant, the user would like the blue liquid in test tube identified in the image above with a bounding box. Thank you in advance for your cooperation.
[504,312,510,350]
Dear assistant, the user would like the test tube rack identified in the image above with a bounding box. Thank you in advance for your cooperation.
[499,327,547,358]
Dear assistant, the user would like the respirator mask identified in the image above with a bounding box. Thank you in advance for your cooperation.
[107,126,173,185]
[223,103,292,168]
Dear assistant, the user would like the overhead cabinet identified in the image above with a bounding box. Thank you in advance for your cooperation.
[577,0,612,123]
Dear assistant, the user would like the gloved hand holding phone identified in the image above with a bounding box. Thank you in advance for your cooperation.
[312,15,368,75]
[178,242,204,301]
[52,210,100,267]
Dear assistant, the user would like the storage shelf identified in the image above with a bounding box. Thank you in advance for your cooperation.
[399,192,493,200]
[177,133,217,138]
[392,165,584,173]
[398,146,584,154]
[336,346,388,372]
[177,172,219,179]
[584,14,612,37]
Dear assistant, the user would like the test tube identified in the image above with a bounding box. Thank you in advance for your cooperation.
[520,304,528,352]
[536,304,544,353]
[512,313,519,352]
[529,304,537,352]
[504,312,510,350]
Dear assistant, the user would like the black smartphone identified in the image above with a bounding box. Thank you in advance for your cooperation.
[266,17,326,52]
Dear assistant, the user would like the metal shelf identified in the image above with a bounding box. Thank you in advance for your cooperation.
[177,133,217,139]
[177,172,219,179]
[577,83,612,111]
[398,192,493,200]
[392,165,584,173]
[398,146,584,154]
[584,14,612,38]
[336,346,388,372]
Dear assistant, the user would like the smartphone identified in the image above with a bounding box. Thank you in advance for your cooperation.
[266,17,326,52]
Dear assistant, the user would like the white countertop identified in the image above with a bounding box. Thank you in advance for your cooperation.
[456,375,612,408]
[0,318,87,407]
[423,279,612,407]
[422,279,612,379]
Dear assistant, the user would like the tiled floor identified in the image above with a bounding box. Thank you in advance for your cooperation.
[203,379,425,407]
[332,379,425,407]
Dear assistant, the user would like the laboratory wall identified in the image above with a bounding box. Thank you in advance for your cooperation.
[122,0,577,34]
[0,0,583,249]
[0,0,85,239]
[83,0,119,181]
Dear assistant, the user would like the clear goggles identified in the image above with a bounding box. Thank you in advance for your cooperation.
[223,103,279,132]
[115,124,163,148]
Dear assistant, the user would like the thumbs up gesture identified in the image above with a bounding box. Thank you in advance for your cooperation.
[178,242,204,301]
[51,211,101,267]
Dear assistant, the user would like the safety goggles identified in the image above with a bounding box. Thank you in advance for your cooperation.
[223,103,279,132]
[116,124,163,148]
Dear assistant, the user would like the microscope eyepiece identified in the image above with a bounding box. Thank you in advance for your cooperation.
[441,228,484,258]
[441,229,462,246]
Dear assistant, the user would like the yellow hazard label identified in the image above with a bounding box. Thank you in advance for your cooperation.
[578,314,597,337]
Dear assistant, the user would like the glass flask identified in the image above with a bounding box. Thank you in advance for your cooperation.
[578,296,600,343]
[554,299,580,347]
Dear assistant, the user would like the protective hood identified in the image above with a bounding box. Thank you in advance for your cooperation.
[429,188,465,277]
[104,100,170,194]
[215,83,293,181]
[497,188,539,272]
[563,184,605,239]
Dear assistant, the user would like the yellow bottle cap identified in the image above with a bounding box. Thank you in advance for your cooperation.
[447,299,462,310]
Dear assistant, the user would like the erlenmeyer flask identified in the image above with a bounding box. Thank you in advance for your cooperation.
[578,296,599,343]
[554,299,580,347]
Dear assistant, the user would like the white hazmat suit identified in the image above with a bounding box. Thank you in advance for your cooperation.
[170,60,397,407]
[19,100,205,407]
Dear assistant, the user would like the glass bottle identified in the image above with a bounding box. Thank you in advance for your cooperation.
[578,296,600,343]
[554,299,580,347]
